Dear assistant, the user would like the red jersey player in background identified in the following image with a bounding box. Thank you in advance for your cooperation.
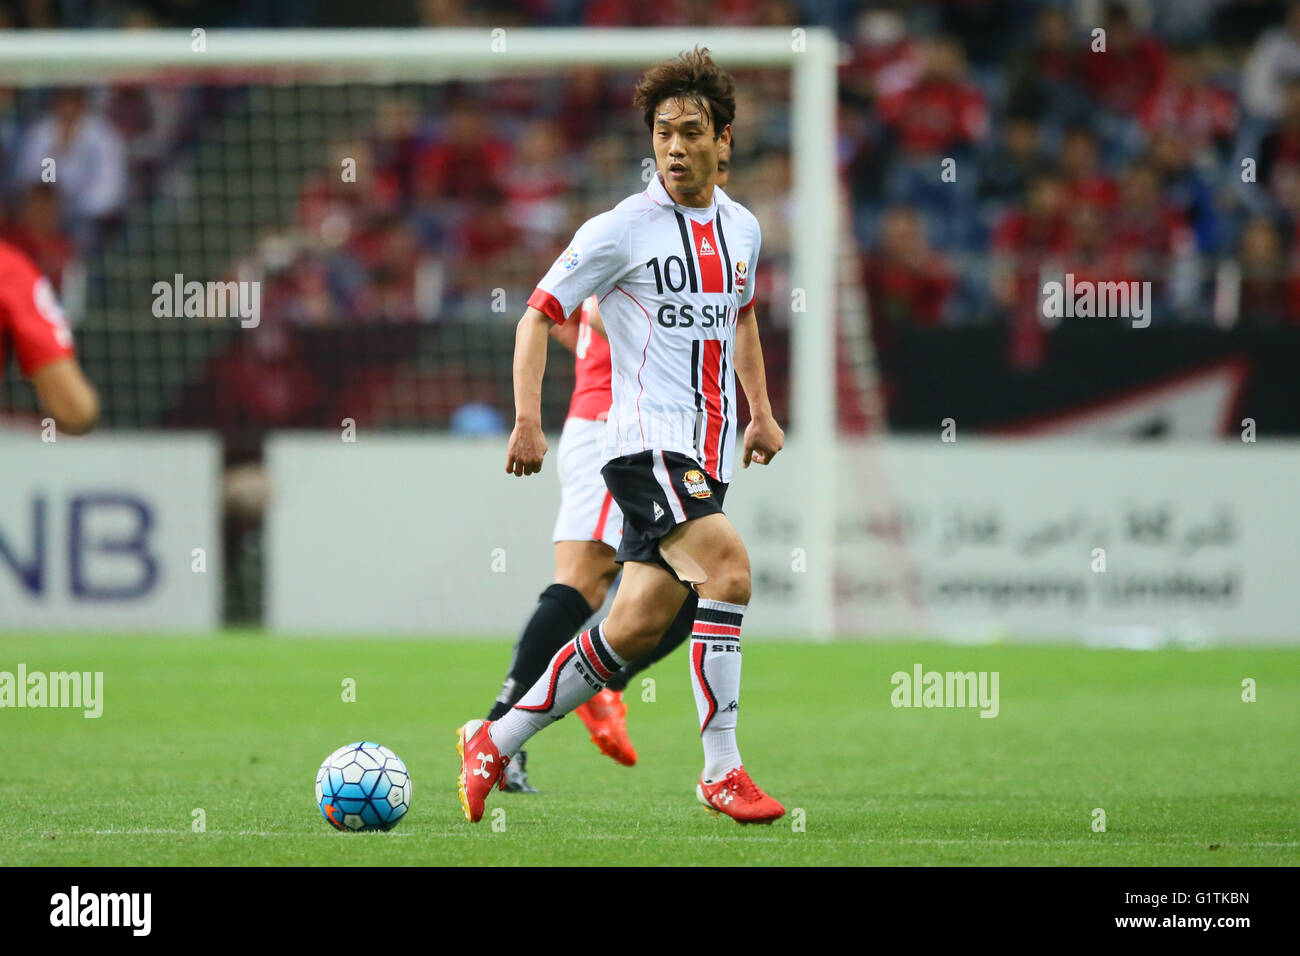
[481,141,735,794]
[0,238,98,434]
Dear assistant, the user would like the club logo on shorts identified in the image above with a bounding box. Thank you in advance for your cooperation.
[560,245,582,271]
[682,469,711,499]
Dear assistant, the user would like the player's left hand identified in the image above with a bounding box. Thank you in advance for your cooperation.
[506,419,548,477]
[742,414,783,468]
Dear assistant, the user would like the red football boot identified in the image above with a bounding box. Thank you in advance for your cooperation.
[697,766,785,824]
[574,689,637,766]
[457,719,509,823]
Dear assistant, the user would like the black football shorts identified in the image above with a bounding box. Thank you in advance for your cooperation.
[600,450,728,567]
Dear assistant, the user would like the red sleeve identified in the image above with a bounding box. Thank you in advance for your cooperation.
[527,286,567,324]
[1,252,75,376]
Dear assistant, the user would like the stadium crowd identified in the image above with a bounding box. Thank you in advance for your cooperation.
[3,0,1300,433]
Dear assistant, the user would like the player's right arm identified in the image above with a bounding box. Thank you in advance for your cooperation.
[506,306,552,476]
[2,248,99,435]
[31,357,99,435]
[507,210,629,477]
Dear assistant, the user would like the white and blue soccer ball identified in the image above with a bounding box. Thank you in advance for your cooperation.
[316,742,412,831]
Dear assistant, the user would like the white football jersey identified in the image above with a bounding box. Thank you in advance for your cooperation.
[528,170,760,483]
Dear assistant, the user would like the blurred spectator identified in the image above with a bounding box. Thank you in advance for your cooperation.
[450,400,506,435]
[991,172,1070,364]
[877,35,989,157]
[368,96,422,202]
[555,67,630,147]
[413,99,512,205]
[1242,0,1300,119]
[839,8,924,106]
[1111,162,1194,264]
[1139,43,1236,158]
[978,115,1047,207]
[1005,7,1084,124]
[14,88,127,248]
[1059,126,1120,210]
[877,35,988,248]
[1234,215,1293,323]
[2,184,73,286]
[105,84,193,203]
[298,140,400,246]
[283,255,339,325]
[1257,77,1300,195]
[1110,162,1198,314]
[175,324,326,461]
[1149,131,1221,254]
[991,172,1071,278]
[863,206,955,343]
[456,190,523,265]
[1063,203,1143,292]
[502,119,572,249]
[1079,2,1168,118]
[348,217,430,323]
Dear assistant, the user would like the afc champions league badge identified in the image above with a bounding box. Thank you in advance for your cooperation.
[561,244,582,271]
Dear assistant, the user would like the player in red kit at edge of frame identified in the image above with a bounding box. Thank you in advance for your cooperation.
[481,142,735,794]
[0,239,98,434]
[459,48,785,824]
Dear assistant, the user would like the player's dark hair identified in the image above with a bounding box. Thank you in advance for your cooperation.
[633,46,736,139]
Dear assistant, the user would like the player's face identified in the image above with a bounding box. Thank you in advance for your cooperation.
[652,97,730,202]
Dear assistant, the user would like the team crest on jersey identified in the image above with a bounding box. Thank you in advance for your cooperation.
[560,245,582,271]
[734,260,747,293]
[682,469,711,499]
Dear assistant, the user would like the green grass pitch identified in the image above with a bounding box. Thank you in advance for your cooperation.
[1,634,1297,866]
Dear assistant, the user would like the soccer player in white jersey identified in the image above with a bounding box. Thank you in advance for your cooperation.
[482,143,735,793]
[458,48,785,824]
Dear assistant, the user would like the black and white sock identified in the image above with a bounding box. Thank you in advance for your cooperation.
[489,621,627,757]
[689,598,745,781]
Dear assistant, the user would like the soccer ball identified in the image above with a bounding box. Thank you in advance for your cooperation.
[315,741,412,831]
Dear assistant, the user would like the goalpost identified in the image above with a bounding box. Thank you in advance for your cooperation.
[0,28,839,638]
